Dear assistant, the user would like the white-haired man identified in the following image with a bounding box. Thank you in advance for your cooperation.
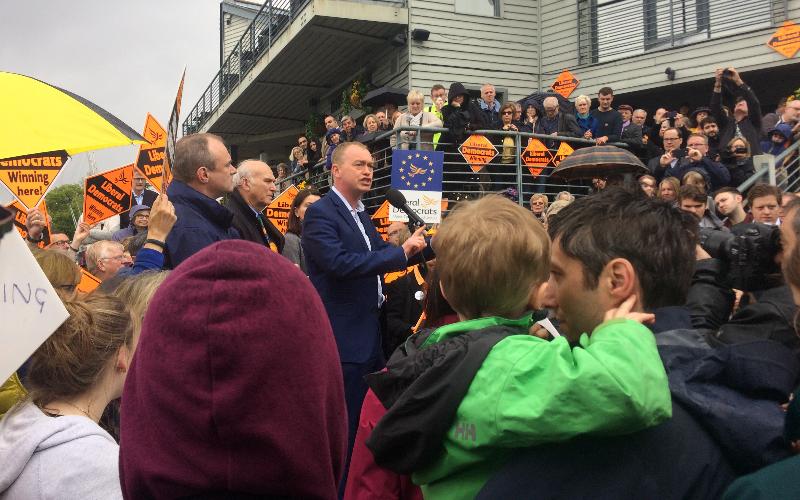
[85,240,126,281]
[224,159,284,252]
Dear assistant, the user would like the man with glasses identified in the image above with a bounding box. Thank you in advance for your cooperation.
[121,169,158,229]
[539,96,581,141]
[85,240,126,281]
[650,131,730,192]
[112,205,150,241]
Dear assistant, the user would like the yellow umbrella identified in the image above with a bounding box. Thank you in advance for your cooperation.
[0,72,148,160]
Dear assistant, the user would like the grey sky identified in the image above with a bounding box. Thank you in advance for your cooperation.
[0,0,224,204]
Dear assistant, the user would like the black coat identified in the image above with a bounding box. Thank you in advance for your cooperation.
[620,123,643,146]
[439,82,485,151]
[711,82,762,158]
[384,272,423,359]
[224,188,285,253]
[121,189,158,229]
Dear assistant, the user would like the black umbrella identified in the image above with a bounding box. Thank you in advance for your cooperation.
[549,146,647,181]
[362,87,410,108]
[519,91,575,115]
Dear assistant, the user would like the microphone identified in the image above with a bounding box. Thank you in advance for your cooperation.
[386,188,426,227]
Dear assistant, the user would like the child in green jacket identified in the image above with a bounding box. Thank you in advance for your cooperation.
[365,195,672,500]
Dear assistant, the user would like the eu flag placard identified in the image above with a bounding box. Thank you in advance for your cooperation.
[389,150,444,224]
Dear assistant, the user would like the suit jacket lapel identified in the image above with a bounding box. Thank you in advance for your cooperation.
[330,193,369,252]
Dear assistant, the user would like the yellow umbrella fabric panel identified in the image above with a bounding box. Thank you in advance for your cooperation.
[0,72,148,160]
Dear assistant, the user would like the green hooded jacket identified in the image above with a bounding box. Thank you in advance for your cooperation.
[412,314,672,500]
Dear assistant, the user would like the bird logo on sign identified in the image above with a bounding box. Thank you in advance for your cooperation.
[421,194,439,207]
[409,164,428,177]
[113,171,129,184]
[149,129,164,146]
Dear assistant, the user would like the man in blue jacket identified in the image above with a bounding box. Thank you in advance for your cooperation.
[302,141,434,497]
[163,133,239,269]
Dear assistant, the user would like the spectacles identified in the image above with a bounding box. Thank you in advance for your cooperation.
[102,255,125,262]
[135,214,150,219]
[501,111,513,115]
[387,230,401,237]
[664,137,681,141]
[51,240,71,246]
[687,143,705,148]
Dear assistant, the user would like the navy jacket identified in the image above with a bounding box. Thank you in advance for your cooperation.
[163,180,239,269]
[302,192,434,363]
[590,108,623,142]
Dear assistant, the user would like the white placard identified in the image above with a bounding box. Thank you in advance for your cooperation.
[0,230,70,384]
[388,190,442,224]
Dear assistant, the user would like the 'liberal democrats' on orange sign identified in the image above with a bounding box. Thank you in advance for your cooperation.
[459,135,497,173]
[84,164,134,224]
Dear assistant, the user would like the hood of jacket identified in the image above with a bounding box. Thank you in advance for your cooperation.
[522,98,544,119]
[658,339,800,474]
[768,123,793,140]
[127,204,150,228]
[0,402,116,492]
[447,82,471,107]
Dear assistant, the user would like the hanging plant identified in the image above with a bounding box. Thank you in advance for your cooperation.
[305,112,324,139]
[340,75,374,115]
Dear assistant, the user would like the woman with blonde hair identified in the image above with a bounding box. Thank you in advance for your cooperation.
[363,114,379,134]
[391,90,443,151]
[657,177,681,202]
[0,293,139,499]
[290,146,308,178]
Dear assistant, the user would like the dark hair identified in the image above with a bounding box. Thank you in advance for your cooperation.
[699,117,717,128]
[713,186,741,198]
[128,230,149,257]
[420,269,457,329]
[598,87,613,96]
[678,184,708,204]
[747,183,782,208]
[287,187,322,235]
[547,187,697,310]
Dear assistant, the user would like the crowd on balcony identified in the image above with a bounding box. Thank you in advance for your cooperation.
[4,65,800,500]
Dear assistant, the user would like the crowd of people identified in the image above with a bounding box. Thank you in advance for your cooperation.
[2,65,800,500]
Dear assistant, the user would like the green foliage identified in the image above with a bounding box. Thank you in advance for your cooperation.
[305,112,324,140]
[44,184,83,235]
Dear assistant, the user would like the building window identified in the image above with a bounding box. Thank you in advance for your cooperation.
[455,0,500,17]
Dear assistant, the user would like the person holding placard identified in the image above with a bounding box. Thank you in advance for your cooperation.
[0,294,139,499]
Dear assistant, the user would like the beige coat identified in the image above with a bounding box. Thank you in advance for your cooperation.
[390,112,443,151]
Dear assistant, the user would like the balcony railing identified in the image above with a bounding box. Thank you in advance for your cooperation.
[182,0,407,137]
[577,0,790,65]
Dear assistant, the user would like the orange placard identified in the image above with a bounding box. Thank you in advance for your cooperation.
[522,139,553,167]
[135,114,168,193]
[459,135,497,173]
[551,70,580,98]
[0,151,68,210]
[767,21,800,58]
[163,68,186,194]
[77,269,102,293]
[552,142,575,167]
[83,164,134,224]
[371,200,392,241]
[6,200,51,248]
[265,185,299,234]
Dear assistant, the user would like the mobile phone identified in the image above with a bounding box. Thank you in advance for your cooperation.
[672,148,689,158]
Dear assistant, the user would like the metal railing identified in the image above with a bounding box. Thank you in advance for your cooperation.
[182,0,407,137]
[276,126,633,214]
[738,138,800,194]
[577,0,789,65]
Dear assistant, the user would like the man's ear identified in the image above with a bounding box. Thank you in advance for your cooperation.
[599,258,638,306]
[196,167,210,185]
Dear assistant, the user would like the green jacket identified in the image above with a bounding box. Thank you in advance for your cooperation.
[414,314,672,500]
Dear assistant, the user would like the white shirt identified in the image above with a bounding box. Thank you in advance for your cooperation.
[330,186,384,307]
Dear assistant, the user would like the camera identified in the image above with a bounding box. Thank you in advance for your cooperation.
[718,146,748,163]
[722,69,733,78]
[697,223,782,291]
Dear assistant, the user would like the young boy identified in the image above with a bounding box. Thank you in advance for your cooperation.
[761,124,792,156]
[365,195,672,499]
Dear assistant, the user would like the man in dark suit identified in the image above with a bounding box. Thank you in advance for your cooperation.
[302,141,433,497]
[121,169,158,228]
[224,160,284,253]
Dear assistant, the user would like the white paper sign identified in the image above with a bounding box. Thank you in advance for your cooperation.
[388,190,442,224]
[0,230,70,385]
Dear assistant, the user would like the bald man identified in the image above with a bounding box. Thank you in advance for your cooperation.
[224,159,285,253]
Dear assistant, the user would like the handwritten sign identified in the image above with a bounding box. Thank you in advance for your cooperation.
[459,135,497,173]
[5,200,51,248]
[266,185,299,234]
[0,150,68,210]
[0,230,70,385]
[135,114,168,193]
[83,164,134,224]
[551,70,580,98]
[767,21,800,58]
